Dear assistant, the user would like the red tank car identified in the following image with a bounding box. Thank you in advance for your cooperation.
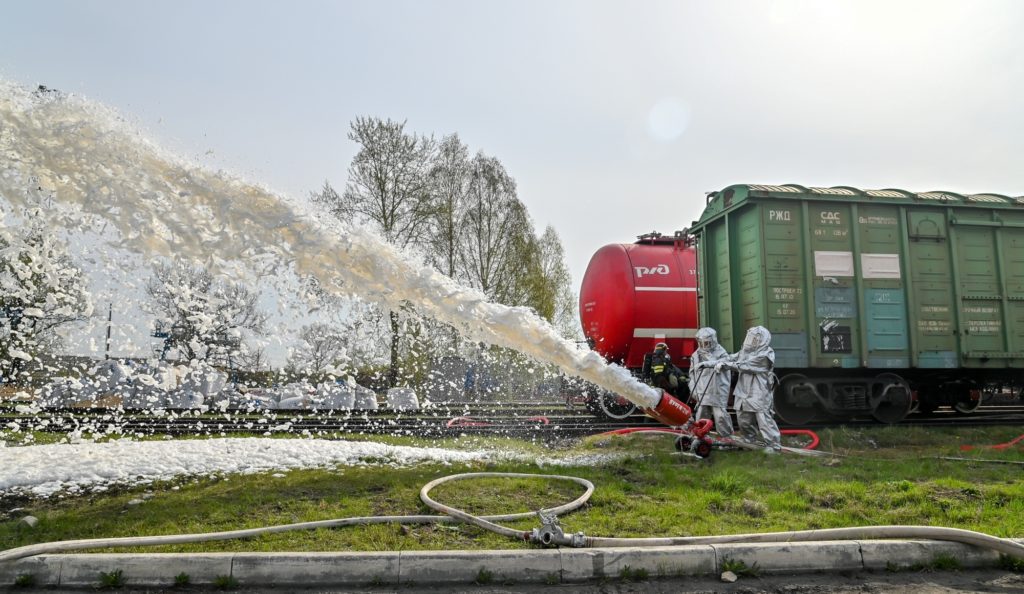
[580,232,699,369]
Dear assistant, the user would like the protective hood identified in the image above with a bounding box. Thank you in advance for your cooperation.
[741,326,772,355]
[695,327,719,355]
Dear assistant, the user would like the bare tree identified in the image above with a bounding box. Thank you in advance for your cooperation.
[0,214,92,383]
[311,117,436,387]
[145,261,266,368]
[459,152,533,304]
[421,134,472,350]
[239,346,269,373]
[309,119,581,385]
[427,133,471,279]
[288,323,348,376]
[457,165,577,337]
[533,226,579,338]
[313,117,436,248]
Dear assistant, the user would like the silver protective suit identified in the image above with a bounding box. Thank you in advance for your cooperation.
[721,326,781,451]
[688,327,733,436]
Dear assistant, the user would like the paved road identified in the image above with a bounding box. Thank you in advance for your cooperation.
[42,569,1024,593]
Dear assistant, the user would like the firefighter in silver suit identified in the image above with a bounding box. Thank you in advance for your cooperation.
[688,327,733,437]
[717,326,781,453]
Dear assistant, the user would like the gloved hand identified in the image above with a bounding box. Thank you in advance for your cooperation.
[714,362,724,372]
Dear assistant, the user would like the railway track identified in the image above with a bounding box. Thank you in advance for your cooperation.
[1,402,1022,439]
[0,402,646,439]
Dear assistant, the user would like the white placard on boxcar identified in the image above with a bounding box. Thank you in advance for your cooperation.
[861,253,902,279]
[814,251,854,277]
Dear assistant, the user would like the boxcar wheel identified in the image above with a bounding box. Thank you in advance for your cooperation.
[871,373,912,424]
[774,374,820,425]
[952,387,983,414]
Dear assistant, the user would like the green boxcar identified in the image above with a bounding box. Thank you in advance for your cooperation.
[689,184,1024,424]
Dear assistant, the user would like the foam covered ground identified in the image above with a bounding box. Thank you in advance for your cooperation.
[1,437,619,498]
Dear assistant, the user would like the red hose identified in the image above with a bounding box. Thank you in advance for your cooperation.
[446,417,492,428]
[959,434,1024,452]
[597,427,683,436]
[446,416,550,428]
[594,426,820,450]
[781,428,820,450]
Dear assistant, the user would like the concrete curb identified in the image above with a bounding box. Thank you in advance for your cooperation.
[1,539,1020,588]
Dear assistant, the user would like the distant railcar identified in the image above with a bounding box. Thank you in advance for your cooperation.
[689,184,1024,423]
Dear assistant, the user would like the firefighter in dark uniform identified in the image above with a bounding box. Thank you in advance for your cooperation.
[646,342,687,399]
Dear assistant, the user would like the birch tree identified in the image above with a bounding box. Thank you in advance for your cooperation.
[459,152,532,304]
[426,133,471,280]
[533,226,579,338]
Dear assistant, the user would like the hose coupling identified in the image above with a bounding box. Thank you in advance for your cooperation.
[531,511,586,548]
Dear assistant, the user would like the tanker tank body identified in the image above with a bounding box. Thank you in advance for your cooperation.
[577,233,699,418]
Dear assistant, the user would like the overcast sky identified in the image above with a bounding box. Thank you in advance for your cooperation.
[3,0,1023,295]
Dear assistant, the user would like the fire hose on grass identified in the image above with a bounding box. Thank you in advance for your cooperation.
[2,470,1024,563]
[1,393,1019,564]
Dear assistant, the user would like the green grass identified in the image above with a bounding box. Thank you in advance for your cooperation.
[999,554,1024,572]
[618,564,650,581]
[213,574,239,590]
[721,557,760,577]
[1,427,1022,555]
[930,553,962,571]
[97,568,126,589]
[901,553,966,573]
[473,567,494,585]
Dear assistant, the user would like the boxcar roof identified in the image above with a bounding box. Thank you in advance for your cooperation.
[693,183,1024,228]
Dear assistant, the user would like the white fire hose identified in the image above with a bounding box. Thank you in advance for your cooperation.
[2,472,1023,563]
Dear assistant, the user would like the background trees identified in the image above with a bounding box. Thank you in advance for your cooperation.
[308,116,579,388]
[145,261,267,369]
[288,323,347,377]
[312,117,436,387]
[312,117,436,247]
[459,152,530,304]
[426,133,471,281]
[523,225,578,338]
[0,214,92,384]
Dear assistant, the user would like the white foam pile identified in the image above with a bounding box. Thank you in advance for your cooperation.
[0,79,661,410]
[0,437,624,498]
